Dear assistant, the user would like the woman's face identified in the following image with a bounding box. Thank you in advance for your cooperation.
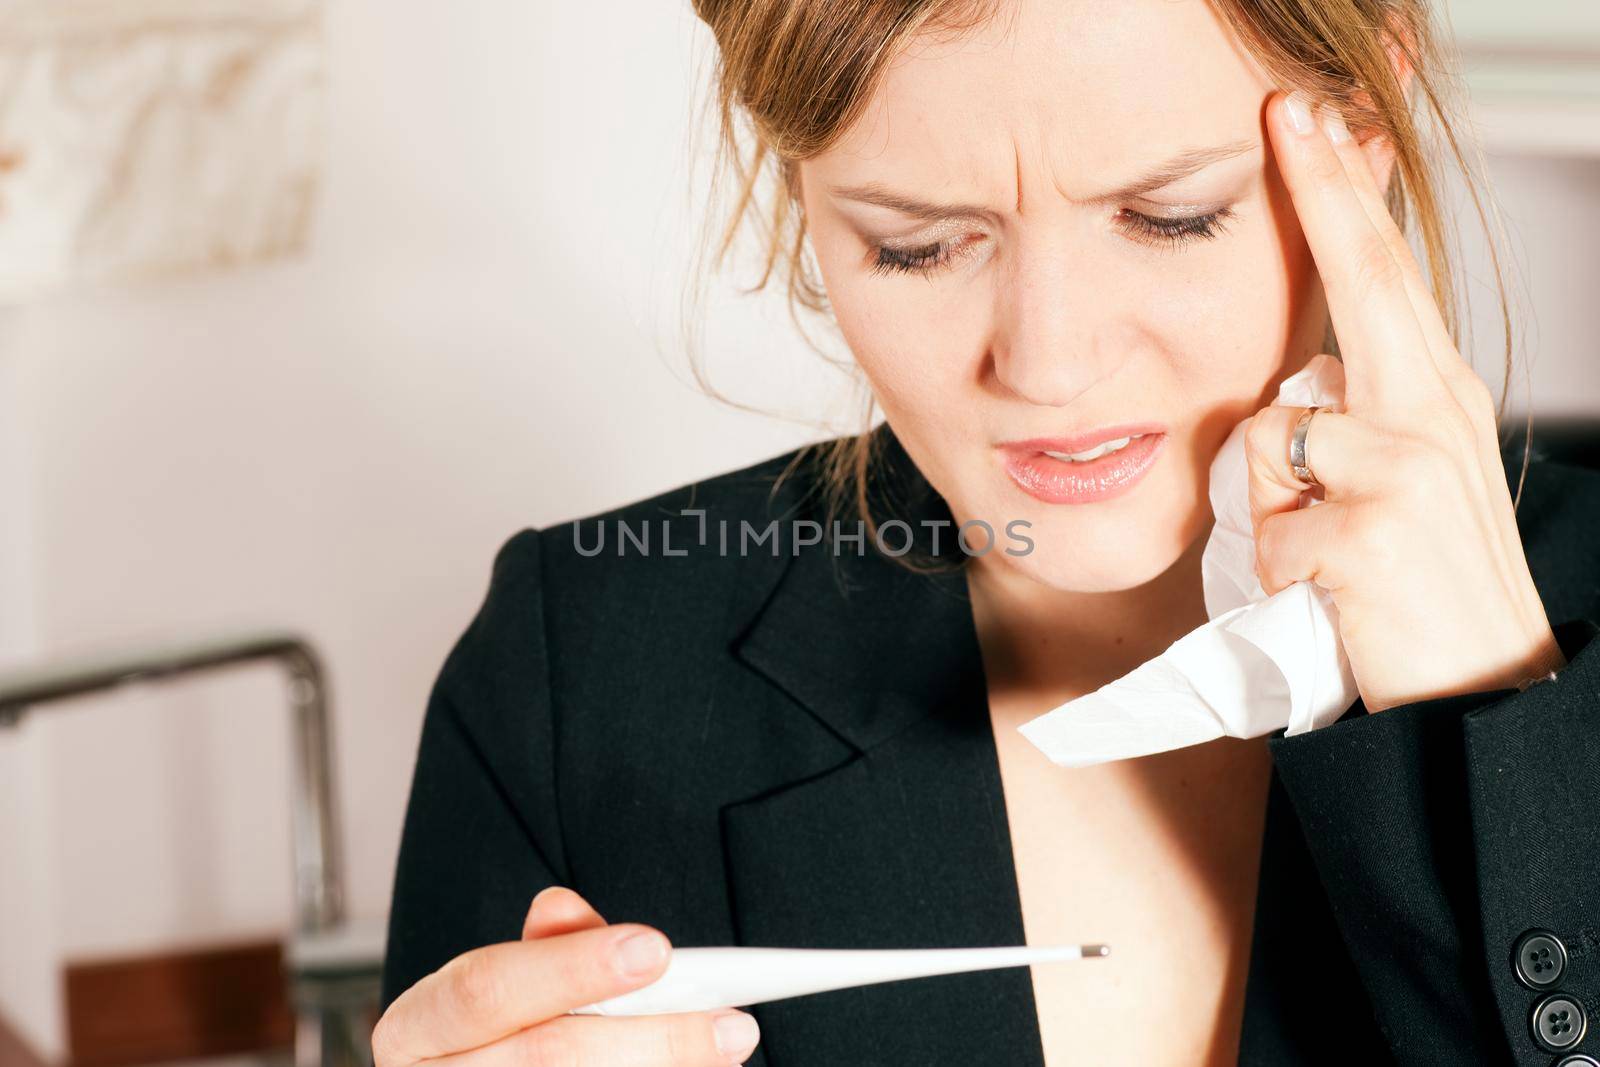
[798,0,1328,593]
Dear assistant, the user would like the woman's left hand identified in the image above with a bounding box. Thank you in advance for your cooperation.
[1245,90,1566,714]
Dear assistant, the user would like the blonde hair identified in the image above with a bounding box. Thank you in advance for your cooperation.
[685,0,1532,571]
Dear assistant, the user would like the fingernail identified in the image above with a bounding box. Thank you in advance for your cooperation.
[714,1011,760,1058]
[614,930,667,977]
[1320,106,1352,144]
[1283,91,1314,135]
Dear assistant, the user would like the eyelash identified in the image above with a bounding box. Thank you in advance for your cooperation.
[867,206,1237,277]
[1116,206,1236,250]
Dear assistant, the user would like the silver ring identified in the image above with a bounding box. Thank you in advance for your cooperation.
[1290,406,1324,487]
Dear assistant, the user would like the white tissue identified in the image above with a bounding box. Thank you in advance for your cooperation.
[1016,353,1359,768]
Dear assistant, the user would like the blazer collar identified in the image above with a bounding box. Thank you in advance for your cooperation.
[732,422,984,754]
[723,424,1050,1065]
[717,423,1357,1063]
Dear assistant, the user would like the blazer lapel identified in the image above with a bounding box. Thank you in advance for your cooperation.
[721,428,1048,1066]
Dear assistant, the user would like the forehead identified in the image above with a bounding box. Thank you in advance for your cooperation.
[816,0,1273,200]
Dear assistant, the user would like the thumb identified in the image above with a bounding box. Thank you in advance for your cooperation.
[523,885,608,941]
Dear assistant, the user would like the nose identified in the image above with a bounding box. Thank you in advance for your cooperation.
[989,246,1120,408]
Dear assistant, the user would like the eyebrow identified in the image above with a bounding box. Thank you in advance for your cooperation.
[827,139,1258,219]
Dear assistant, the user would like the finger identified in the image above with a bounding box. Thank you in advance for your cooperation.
[1310,104,1535,607]
[1315,105,1462,377]
[523,885,608,940]
[1314,105,1518,450]
[1245,405,1319,536]
[423,1009,762,1067]
[1311,106,1527,560]
[1254,497,1362,597]
[1317,102,1527,546]
[1317,103,1501,426]
[1268,91,1441,409]
[373,923,672,1063]
[1244,405,1383,532]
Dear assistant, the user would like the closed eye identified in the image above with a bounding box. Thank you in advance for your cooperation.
[868,235,981,277]
[1115,206,1236,250]
[866,205,1237,277]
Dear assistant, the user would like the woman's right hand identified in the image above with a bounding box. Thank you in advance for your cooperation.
[372,886,763,1067]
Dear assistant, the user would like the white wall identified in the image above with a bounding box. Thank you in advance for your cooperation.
[1458,153,1600,418]
[0,344,60,1056]
[0,0,850,1052]
[0,0,1596,1057]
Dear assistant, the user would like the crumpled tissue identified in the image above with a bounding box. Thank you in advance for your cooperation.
[1016,353,1360,768]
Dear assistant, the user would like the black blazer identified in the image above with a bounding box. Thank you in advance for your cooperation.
[381,423,1600,1066]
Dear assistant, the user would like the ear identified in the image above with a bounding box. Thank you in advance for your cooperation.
[1358,13,1418,195]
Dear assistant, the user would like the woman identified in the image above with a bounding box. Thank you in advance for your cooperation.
[372,0,1600,1064]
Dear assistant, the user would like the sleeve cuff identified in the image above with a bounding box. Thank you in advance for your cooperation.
[1272,616,1600,753]
[1259,616,1600,1063]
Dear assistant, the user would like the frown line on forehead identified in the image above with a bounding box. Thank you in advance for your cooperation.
[827,138,1258,221]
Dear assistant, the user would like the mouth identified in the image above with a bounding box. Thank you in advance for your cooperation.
[997,423,1168,505]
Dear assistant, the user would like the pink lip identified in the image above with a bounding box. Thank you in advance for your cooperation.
[998,424,1168,505]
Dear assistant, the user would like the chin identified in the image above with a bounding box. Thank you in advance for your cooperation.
[997,520,1190,592]
[960,466,1209,593]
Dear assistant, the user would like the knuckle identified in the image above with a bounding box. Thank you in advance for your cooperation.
[1403,403,1452,450]
[1453,370,1499,434]
[1384,440,1444,497]
[369,1015,400,1067]
[1243,412,1281,469]
[1305,146,1346,188]
[445,949,510,1020]
[1255,510,1280,556]
[1253,549,1273,593]
[1341,501,1397,566]
[1254,513,1284,586]
[517,1023,581,1067]
[1350,236,1403,297]
[663,1017,694,1064]
[546,939,588,997]
[1438,404,1477,453]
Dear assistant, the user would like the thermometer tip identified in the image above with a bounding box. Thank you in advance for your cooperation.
[1083,944,1110,958]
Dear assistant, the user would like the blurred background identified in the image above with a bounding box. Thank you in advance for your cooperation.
[0,2,1594,1066]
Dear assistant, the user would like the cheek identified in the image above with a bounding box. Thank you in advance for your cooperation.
[1150,218,1309,405]
[809,200,1315,427]
[810,228,982,419]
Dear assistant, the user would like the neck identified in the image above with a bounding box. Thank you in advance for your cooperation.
[966,524,1214,705]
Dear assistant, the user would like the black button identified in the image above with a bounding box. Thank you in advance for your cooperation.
[1531,993,1587,1053]
[1514,930,1569,989]
[1553,1056,1600,1067]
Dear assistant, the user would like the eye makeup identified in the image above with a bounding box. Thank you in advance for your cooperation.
[1114,205,1237,250]
[869,232,985,277]
[864,202,1240,277]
